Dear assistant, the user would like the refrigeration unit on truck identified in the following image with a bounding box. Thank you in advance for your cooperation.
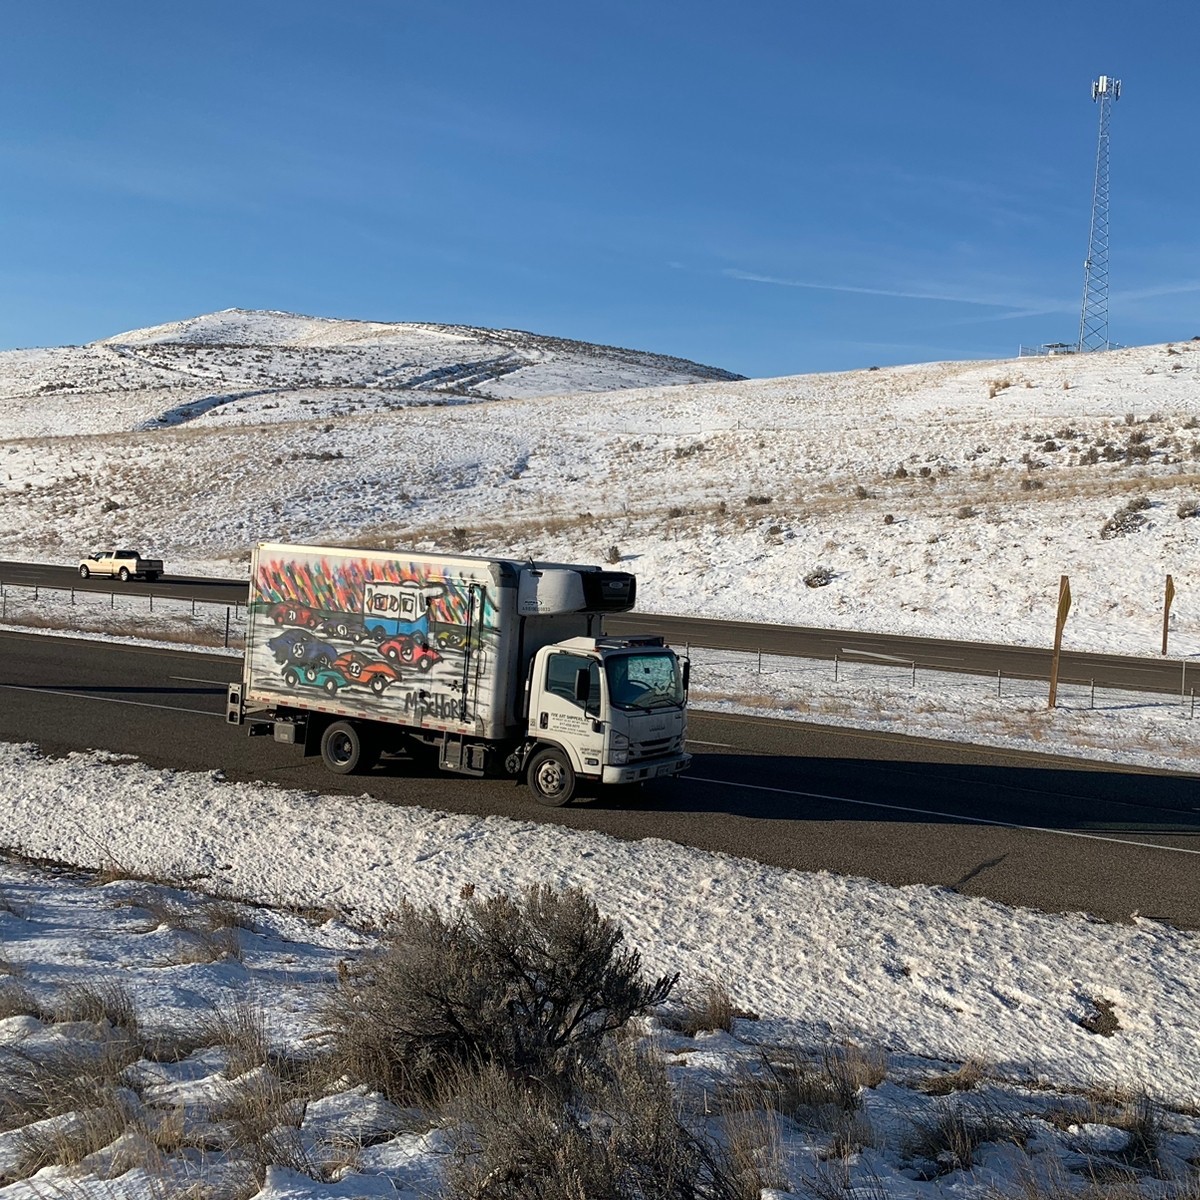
[225,543,691,805]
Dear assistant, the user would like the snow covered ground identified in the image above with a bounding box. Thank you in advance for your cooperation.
[1,747,1199,1198]
[3,312,1200,1196]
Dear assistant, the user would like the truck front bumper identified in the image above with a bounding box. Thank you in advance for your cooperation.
[602,751,692,786]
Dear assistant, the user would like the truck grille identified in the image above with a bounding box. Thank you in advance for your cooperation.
[630,736,677,762]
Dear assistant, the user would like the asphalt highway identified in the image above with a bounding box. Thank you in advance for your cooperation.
[1,559,1191,695]
[2,630,1198,928]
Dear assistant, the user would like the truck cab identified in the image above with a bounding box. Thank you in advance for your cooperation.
[524,634,690,805]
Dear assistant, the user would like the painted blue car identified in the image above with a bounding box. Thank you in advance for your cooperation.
[267,630,337,669]
[282,664,349,695]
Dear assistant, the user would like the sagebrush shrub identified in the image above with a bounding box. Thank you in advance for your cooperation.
[324,885,677,1101]
[440,1048,749,1200]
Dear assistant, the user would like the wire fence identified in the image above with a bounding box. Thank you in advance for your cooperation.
[0,581,246,649]
[684,644,1199,720]
[3,580,1196,722]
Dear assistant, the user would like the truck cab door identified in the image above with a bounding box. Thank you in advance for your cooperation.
[532,652,605,776]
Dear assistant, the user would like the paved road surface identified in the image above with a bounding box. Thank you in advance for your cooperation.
[2,630,1197,928]
[1,560,1191,695]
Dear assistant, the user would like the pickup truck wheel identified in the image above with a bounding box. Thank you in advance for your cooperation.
[527,747,576,807]
[118,567,130,582]
[320,720,379,775]
[78,565,90,579]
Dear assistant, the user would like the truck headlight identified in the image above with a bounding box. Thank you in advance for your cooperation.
[608,730,629,765]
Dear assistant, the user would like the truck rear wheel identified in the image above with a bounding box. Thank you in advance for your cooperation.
[118,567,130,582]
[320,720,379,775]
[526,747,576,806]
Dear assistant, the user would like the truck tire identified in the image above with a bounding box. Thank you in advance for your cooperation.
[526,747,577,806]
[118,567,130,582]
[78,565,90,579]
[320,720,379,775]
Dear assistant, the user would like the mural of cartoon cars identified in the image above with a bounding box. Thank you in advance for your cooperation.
[378,637,442,672]
[269,602,319,629]
[330,651,404,695]
[268,630,337,669]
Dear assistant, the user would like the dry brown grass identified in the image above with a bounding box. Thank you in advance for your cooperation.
[743,1041,887,1127]
[905,1099,1030,1177]
[195,1002,270,1080]
[665,977,758,1037]
[52,982,140,1038]
[0,979,41,1019]
[922,1058,986,1095]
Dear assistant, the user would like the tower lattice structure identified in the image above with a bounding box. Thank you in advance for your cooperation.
[1078,75,1120,352]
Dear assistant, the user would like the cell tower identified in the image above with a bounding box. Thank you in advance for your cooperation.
[1077,74,1120,352]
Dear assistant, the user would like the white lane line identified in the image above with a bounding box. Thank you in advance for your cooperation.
[688,775,1200,856]
[686,739,738,748]
[0,683,222,718]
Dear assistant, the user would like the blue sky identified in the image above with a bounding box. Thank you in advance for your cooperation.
[1,1,1197,377]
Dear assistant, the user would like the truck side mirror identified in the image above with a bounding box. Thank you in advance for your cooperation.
[682,660,690,691]
[574,668,591,705]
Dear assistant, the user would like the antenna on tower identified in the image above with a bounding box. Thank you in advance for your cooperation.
[1078,74,1120,352]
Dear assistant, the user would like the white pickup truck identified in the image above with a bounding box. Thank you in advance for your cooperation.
[78,550,164,582]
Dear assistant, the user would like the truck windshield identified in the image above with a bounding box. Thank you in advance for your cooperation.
[605,652,683,710]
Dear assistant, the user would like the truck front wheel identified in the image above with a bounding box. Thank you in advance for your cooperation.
[78,565,90,579]
[320,720,379,775]
[526,747,576,807]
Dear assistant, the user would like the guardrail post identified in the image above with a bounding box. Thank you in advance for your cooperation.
[149,592,154,613]
[224,607,230,648]
[1192,688,1196,720]
[1182,660,1187,705]
[911,660,916,687]
[757,648,762,674]
[71,587,75,605]
[834,654,839,682]
[111,591,115,610]
[996,668,1002,698]
[191,598,196,617]
[1091,679,1095,709]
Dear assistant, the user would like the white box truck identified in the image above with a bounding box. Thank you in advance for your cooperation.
[226,543,691,805]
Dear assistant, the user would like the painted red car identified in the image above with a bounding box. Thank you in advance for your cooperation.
[378,637,442,672]
[330,651,404,696]
[269,601,319,629]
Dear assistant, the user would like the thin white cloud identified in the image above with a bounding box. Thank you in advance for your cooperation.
[724,268,1040,312]
[1114,280,1200,302]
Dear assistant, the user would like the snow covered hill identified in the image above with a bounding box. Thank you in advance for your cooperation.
[2,316,1200,657]
[0,308,743,439]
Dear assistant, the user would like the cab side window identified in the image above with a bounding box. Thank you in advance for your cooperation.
[545,653,601,709]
